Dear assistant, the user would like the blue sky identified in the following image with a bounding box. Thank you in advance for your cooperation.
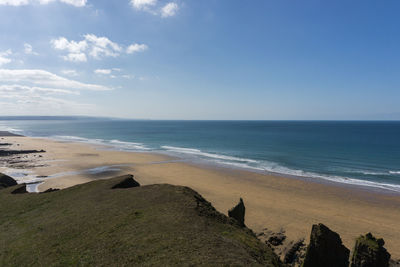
[0,0,399,119]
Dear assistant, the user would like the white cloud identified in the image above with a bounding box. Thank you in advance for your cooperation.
[62,53,87,62]
[94,69,112,75]
[51,37,87,53]
[51,34,147,62]
[0,84,79,95]
[24,43,39,55]
[51,37,88,62]
[0,69,103,115]
[0,0,29,5]
[161,2,178,17]
[0,69,112,91]
[0,49,12,66]
[61,69,79,76]
[126,43,148,54]
[0,0,86,6]
[59,0,86,7]
[130,0,156,10]
[84,34,122,59]
[130,0,178,17]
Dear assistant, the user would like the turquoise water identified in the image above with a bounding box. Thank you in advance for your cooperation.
[1,118,399,192]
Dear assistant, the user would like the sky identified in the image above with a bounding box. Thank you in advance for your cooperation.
[0,0,399,120]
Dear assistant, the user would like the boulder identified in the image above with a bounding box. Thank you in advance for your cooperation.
[351,233,391,267]
[268,232,286,246]
[11,184,28,194]
[0,173,17,189]
[111,175,140,189]
[228,198,245,227]
[302,223,350,267]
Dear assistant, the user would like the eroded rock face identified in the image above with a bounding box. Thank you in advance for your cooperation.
[228,198,245,227]
[111,175,140,189]
[0,173,17,189]
[351,233,391,267]
[302,223,349,267]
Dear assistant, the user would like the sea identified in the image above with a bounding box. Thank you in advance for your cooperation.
[1,117,399,193]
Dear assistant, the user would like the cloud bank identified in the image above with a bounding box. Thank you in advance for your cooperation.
[0,69,112,91]
[0,69,102,115]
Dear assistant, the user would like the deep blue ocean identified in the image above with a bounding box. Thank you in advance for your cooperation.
[1,118,399,192]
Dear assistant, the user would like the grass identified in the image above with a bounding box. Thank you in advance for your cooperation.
[0,175,282,266]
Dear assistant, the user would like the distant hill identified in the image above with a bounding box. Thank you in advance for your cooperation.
[0,175,282,266]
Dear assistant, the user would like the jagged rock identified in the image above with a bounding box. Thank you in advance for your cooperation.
[11,184,28,194]
[111,175,140,189]
[228,198,245,227]
[0,173,17,189]
[268,232,286,246]
[284,239,305,264]
[351,233,391,267]
[41,188,60,194]
[302,223,350,267]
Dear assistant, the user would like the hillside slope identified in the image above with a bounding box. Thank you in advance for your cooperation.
[0,175,282,266]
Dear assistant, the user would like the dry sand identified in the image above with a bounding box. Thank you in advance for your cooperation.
[1,135,400,258]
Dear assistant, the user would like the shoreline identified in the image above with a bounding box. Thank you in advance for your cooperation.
[10,131,400,195]
[1,134,400,258]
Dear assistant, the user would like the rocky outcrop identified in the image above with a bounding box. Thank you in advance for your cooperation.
[302,223,350,267]
[0,173,17,189]
[351,233,391,267]
[111,175,140,189]
[228,198,245,227]
[11,184,28,194]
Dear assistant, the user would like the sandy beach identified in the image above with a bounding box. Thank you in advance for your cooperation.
[1,135,400,259]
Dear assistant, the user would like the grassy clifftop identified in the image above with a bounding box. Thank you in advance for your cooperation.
[0,175,282,266]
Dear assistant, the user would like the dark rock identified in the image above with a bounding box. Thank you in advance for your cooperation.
[111,175,140,189]
[0,173,17,189]
[303,223,350,267]
[389,259,400,266]
[40,188,60,194]
[11,184,28,194]
[268,232,286,246]
[284,239,305,264]
[0,149,45,157]
[228,198,245,227]
[351,232,391,267]
[0,143,12,146]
